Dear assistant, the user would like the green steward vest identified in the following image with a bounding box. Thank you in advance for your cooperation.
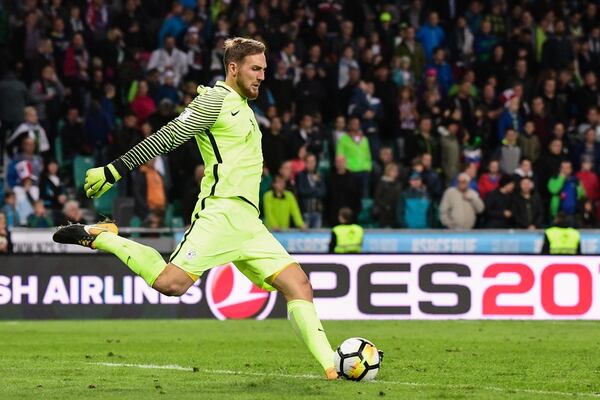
[332,224,364,253]
[544,227,580,255]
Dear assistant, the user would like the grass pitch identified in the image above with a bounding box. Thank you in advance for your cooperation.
[0,320,599,399]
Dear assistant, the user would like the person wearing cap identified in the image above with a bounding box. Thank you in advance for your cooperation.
[542,212,581,255]
[483,175,515,228]
[329,207,363,254]
[396,171,432,229]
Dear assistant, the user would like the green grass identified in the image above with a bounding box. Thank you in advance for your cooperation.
[0,320,599,399]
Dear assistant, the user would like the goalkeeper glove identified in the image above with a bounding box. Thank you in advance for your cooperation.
[84,161,124,198]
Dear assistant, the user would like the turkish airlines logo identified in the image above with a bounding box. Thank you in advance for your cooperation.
[205,263,277,320]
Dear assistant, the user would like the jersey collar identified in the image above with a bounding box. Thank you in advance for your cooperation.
[216,80,247,101]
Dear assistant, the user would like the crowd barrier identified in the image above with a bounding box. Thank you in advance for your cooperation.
[11,228,600,254]
[1,254,598,320]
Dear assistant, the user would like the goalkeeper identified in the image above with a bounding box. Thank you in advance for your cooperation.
[53,38,338,380]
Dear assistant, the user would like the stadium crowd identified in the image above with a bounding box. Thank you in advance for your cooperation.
[1,0,600,241]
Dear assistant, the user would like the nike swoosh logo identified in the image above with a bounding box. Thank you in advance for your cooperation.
[231,110,240,116]
[318,328,325,332]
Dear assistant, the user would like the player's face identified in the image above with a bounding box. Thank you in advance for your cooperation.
[236,53,267,100]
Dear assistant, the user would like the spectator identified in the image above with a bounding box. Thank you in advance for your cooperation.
[27,199,53,228]
[513,157,535,186]
[130,80,157,124]
[114,112,141,157]
[290,114,323,159]
[296,153,326,229]
[270,61,294,114]
[418,152,443,200]
[336,121,372,197]
[406,115,439,168]
[530,96,552,145]
[439,172,484,229]
[295,63,326,118]
[496,128,522,175]
[497,97,523,142]
[57,200,87,226]
[576,157,600,220]
[573,128,600,173]
[541,20,573,72]
[0,70,29,150]
[439,120,461,185]
[60,106,88,158]
[416,12,445,63]
[0,212,12,254]
[512,177,544,229]
[263,175,305,231]
[395,26,426,79]
[548,160,586,224]
[326,155,361,227]
[39,159,66,211]
[518,120,541,165]
[373,163,402,228]
[84,99,112,164]
[155,70,179,105]
[396,171,432,229]
[428,47,453,95]
[1,192,19,229]
[474,19,498,64]
[147,35,188,86]
[262,116,287,175]
[484,175,515,228]
[535,139,565,202]
[7,107,50,157]
[6,138,44,188]
[29,64,64,141]
[477,159,501,201]
[13,174,39,226]
[132,158,167,221]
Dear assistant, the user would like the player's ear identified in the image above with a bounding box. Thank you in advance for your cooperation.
[229,61,238,77]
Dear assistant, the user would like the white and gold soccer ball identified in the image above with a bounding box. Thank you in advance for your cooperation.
[334,337,383,381]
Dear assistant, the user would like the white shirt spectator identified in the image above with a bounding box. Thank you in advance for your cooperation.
[147,46,188,86]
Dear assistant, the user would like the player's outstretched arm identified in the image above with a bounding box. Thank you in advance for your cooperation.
[83,86,225,198]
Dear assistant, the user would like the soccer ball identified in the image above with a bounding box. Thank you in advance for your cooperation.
[334,337,382,381]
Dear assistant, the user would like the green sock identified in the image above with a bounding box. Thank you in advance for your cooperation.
[94,232,166,286]
[287,299,334,371]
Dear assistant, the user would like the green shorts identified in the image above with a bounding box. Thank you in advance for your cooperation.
[169,196,296,291]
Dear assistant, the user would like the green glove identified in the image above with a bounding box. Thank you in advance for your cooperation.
[84,163,121,198]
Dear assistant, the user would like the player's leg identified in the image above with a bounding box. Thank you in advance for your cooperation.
[233,198,338,380]
[96,232,195,295]
[53,222,195,295]
[268,263,338,380]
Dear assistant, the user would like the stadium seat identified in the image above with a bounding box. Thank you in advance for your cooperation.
[112,197,135,226]
[73,156,95,191]
[129,215,141,237]
[358,197,374,226]
[93,183,119,218]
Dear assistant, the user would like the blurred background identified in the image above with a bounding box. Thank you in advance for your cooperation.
[2,0,600,256]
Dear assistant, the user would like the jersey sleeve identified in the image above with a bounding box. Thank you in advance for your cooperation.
[118,87,226,171]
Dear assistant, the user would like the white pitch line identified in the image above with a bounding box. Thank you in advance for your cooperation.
[94,362,600,398]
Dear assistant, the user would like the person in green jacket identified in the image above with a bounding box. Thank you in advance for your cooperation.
[263,175,305,231]
[336,118,372,197]
[547,160,586,223]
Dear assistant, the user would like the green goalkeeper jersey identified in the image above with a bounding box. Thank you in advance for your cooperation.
[118,81,263,211]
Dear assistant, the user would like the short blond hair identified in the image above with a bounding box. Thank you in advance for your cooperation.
[223,37,266,72]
